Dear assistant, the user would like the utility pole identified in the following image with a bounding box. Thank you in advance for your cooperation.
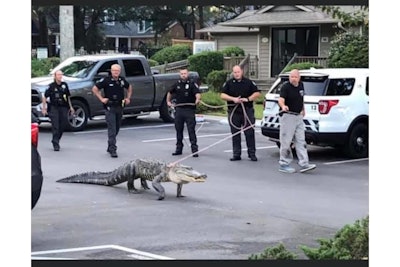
[59,5,75,61]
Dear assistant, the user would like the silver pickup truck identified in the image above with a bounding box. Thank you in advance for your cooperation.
[31,54,206,131]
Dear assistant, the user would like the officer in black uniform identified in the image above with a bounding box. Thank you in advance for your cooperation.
[167,68,201,157]
[92,64,132,158]
[41,70,74,151]
[221,65,261,161]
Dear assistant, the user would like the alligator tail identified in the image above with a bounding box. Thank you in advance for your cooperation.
[56,171,113,185]
[56,161,136,186]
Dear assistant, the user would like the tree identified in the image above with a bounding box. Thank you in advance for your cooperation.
[318,5,369,33]
[318,6,369,68]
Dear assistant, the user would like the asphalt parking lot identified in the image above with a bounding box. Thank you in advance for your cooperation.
[31,113,369,260]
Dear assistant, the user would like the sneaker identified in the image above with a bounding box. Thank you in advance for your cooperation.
[299,164,316,173]
[279,165,295,173]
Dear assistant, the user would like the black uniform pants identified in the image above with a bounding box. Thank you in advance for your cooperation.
[174,107,198,152]
[228,107,256,157]
[105,106,123,152]
[48,105,69,145]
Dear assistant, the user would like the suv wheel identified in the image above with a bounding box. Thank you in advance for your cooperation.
[345,123,368,158]
[68,100,88,131]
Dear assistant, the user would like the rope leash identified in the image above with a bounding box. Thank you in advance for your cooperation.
[169,101,256,166]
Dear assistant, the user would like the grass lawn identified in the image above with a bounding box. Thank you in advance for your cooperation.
[202,104,264,120]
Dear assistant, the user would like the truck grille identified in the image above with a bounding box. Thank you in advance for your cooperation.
[31,89,42,106]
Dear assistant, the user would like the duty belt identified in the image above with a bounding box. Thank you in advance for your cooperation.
[107,100,123,107]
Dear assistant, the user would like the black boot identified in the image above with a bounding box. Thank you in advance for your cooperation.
[172,149,182,156]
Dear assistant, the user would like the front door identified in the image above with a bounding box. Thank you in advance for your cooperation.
[271,27,319,77]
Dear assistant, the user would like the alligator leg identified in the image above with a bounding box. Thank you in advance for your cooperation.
[141,178,150,190]
[127,173,140,194]
[152,174,166,200]
[176,184,185,198]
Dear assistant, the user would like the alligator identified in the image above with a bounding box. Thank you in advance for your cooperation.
[56,158,207,200]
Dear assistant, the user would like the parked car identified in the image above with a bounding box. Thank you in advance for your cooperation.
[31,54,207,131]
[31,112,43,209]
[261,68,369,158]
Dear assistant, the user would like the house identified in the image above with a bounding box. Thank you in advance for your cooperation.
[196,5,366,87]
[32,17,201,58]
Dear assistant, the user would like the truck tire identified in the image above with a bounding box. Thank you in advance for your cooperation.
[68,100,89,132]
[159,98,175,123]
[344,123,368,158]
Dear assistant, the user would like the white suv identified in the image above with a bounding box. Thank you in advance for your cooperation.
[261,68,369,159]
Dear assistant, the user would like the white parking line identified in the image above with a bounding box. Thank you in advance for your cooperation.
[223,145,277,153]
[31,244,173,260]
[323,158,369,165]
[142,132,231,143]
[73,124,175,134]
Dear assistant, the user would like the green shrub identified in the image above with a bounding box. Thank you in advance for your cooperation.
[31,57,61,77]
[147,59,159,67]
[328,31,369,68]
[188,51,224,83]
[206,70,230,92]
[300,216,369,259]
[254,93,265,105]
[196,91,225,114]
[283,62,324,72]
[150,44,192,64]
[221,46,245,56]
[249,243,298,260]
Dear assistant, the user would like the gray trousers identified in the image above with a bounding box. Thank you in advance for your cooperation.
[279,113,309,167]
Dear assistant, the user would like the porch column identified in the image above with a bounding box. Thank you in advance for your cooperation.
[127,38,132,53]
[115,37,119,52]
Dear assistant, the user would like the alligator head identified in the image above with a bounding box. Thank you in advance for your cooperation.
[167,163,207,184]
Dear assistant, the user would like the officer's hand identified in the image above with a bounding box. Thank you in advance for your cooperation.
[195,99,200,105]
[282,105,289,112]
[124,98,131,105]
[167,101,173,107]
[70,108,75,114]
[233,97,241,104]
[101,98,109,104]
[41,108,47,116]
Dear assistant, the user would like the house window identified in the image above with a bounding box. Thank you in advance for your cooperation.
[271,26,319,76]
[138,20,152,33]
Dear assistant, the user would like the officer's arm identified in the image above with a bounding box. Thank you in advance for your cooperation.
[92,85,106,104]
[195,93,201,105]
[124,84,133,105]
[67,96,74,113]
[166,92,173,107]
[41,88,50,115]
[247,91,261,102]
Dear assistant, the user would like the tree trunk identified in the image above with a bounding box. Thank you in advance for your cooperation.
[198,5,204,40]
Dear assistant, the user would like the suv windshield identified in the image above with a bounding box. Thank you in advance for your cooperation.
[270,75,328,96]
[50,59,98,78]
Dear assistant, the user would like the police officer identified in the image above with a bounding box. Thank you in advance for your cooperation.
[92,64,132,158]
[221,65,261,161]
[41,70,74,151]
[167,68,201,157]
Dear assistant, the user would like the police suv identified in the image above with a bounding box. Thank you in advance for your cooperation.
[261,68,369,159]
